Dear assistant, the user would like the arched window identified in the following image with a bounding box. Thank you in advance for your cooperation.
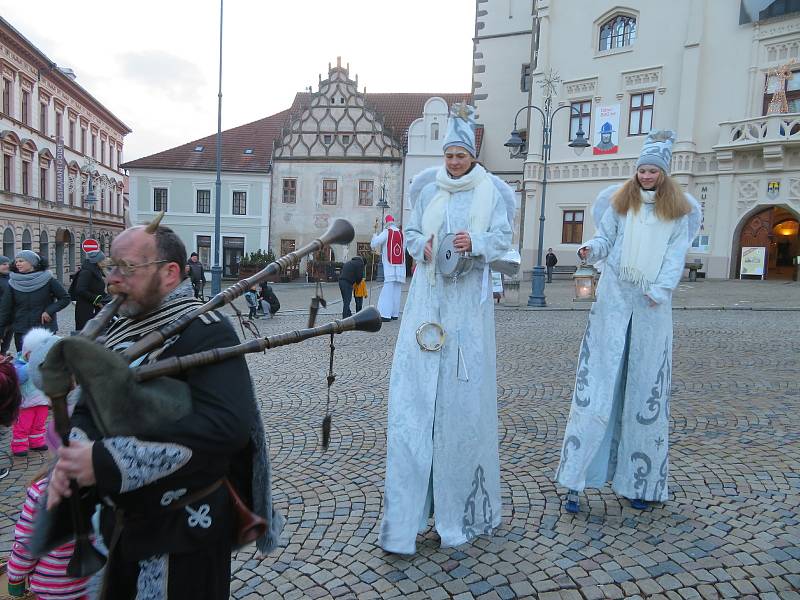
[39,230,49,262]
[21,229,32,251]
[2,227,14,259]
[599,15,636,51]
[431,122,440,140]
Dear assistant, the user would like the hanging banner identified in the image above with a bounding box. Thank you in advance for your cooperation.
[592,104,620,155]
[740,246,766,277]
[56,136,65,203]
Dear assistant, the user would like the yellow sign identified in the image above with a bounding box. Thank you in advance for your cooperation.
[740,246,766,277]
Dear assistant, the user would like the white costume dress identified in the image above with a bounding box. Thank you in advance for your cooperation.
[379,165,514,554]
[371,225,406,319]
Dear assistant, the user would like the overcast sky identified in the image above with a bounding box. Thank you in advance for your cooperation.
[2,0,475,161]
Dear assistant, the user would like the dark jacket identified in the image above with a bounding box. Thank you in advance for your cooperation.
[0,275,71,335]
[187,260,206,283]
[0,272,9,301]
[545,252,558,268]
[258,283,280,314]
[74,260,107,331]
[339,258,365,284]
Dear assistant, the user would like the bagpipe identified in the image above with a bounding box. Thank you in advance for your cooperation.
[29,217,383,578]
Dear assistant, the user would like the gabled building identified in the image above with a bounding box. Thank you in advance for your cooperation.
[124,59,472,277]
[0,16,130,282]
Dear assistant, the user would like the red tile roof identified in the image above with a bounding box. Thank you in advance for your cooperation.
[123,92,475,172]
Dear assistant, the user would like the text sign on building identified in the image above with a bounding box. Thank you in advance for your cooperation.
[56,136,64,203]
[82,238,100,254]
[592,104,620,155]
[740,246,766,278]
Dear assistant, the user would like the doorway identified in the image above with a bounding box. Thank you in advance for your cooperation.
[736,206,800,279]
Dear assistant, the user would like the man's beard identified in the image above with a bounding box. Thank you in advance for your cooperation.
[118,276,163,319]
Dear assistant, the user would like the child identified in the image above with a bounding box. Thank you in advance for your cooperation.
[11,329,57,457]
[244,285,259,319]
[6,466,90,599]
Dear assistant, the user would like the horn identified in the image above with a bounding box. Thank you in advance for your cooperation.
[132,307,382,382]
[122,218,356,363]
[145,211,165,233]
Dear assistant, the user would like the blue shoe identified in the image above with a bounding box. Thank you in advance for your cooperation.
[565,489,580,514]
[629,498,649,510]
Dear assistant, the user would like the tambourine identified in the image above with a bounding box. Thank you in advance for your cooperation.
[415,321,445,352]
[436,233,473,279]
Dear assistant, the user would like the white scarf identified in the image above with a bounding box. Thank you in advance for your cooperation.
[619,190,675,290]
[421,164,496,286]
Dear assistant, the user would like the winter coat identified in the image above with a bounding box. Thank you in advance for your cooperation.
[187,260,206,283]
[259,284,280,314]
[546,252,558,268]
[74,261,106,331]
[339,258,365,284]
[0,275,70,336]
[0,272,9,300]
[13,354,48,409]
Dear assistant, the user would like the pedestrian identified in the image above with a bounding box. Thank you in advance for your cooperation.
[338,256,364,318]
[491,270,504,303]
[244,285,259,319]
[258,282,280,319]
[371,215,406,322]
[555,130,701,513]
[0,255,12,354]
[545,247,558,283]
[0,250,71,352]
[10,328,58,457]
[73,250,107,331]
[186,251,206,299]
[379,104,515,554]
[45,221,282,598]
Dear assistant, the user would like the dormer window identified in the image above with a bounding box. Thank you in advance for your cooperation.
[341,135,351,144]
[323,134,333,144]
[599,15,636,52]
[193,145,204,152]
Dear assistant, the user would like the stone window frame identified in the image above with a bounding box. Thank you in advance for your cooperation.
[594,8,639,58]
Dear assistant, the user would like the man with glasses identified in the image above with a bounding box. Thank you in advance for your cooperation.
[45,222,282,598]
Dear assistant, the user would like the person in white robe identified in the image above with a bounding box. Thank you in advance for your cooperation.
[379,104,514,555]
[371,215,406,321]
[555,130,702,513]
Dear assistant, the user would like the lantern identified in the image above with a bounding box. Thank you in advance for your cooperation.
[573,261,597,302]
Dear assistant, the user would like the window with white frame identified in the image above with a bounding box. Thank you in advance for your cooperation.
[569,100,592,142]
[628,92,654,136]
[153,187,168,212]
[196,189,210,213]
[282,178,297,203]
[322,179,337,205]
[599,15,636,52]
[232,190,247,215]
[358,180,374,206]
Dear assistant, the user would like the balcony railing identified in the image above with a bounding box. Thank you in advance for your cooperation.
[715,113,800,149]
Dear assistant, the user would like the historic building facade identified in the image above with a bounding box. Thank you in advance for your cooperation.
[474,0,800,279]
[0,16,130,282]
[125,59,470,277]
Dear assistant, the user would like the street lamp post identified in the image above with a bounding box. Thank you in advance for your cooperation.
[81,158,97,239]
[375,182,390,282]
[505,87,590,307]
[211,0,224,295]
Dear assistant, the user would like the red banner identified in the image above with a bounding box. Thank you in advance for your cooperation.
[388,228,404,265]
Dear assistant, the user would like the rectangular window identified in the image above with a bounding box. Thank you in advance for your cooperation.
[55,112,62,140]
[69,176,76,205]
[101,140,106,165]
[197,235,211,267]
[2,79,10,115]
[81,128,87,154]
[358,180,374,206]
[562,210,584,244]
[40,103,47,135]
[116,192,121,214]
[569,100,592,141]
[117,148,122,166]
[628,92,654,136]
[322,179,337,205]
[282,178,296,203]
[356,242,372,257]
[280,238,296,257]
[232,190,247,215]
[521,63,532,93]
[691,234,710,252]
[3,155,10,191]
[196,189,211,213]
[22,161,30,195]
[40,166,47,200]
[69,120,75,148]
[222,237,245,277]
[21,91,29,125]
[91,134,97,158]
[153,187,168,212]
[763,70,800,114]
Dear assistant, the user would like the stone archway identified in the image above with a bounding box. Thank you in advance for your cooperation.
[54,228,76,283]
[732,205,800,279]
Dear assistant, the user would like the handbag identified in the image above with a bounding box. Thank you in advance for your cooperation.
[353,280,368,298]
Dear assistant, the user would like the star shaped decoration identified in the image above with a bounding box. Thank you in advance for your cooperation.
[451,102,475,120]
[654,436,664,450]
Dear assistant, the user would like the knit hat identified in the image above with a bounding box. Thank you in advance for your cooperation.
[86,250,105,264]
[15,249,40,268]
[442,103,477,157]
[190,252,198,258]
[636,130,676,174]
[0,255,9,265]
[27,331,60,391]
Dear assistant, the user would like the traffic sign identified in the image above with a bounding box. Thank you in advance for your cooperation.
[82,238,100,254]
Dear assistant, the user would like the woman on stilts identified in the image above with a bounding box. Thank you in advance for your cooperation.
[555,130,701,513]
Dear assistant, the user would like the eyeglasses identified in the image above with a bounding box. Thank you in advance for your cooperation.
[105,259,168,277]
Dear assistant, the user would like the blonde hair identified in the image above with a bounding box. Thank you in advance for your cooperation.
[612,170,691,221]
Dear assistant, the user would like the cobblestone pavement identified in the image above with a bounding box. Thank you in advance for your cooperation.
[1,294,799,599]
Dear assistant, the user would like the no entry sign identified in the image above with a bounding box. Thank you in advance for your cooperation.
[82,238,100,254]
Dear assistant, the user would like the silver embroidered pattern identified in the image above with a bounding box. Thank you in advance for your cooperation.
[160,488,187,506]
[186,504,212,529]
[103,437,192,493]
[69,427,89,442]
[137,554,168,600]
